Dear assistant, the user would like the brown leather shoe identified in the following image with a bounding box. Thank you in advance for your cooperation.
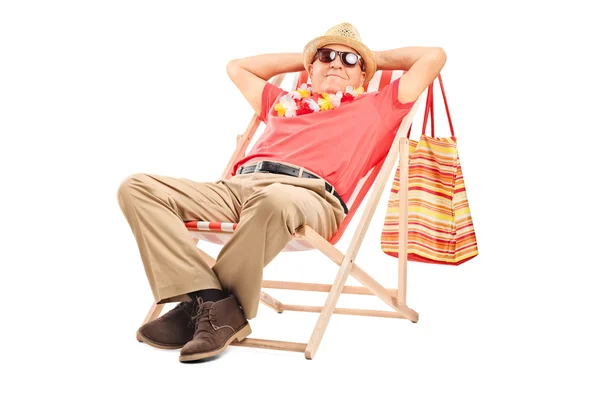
[179,295,251,362]
[137,301,195,349]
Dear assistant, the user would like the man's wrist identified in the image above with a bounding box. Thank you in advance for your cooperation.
[372,50,383,70]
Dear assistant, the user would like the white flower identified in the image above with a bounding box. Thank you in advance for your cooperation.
[279,95,296,109]
[280,93,293,103]
[278,94,298,117]
[300,83,312,94]
[307,98,320,113]
[331,92,343,108]
[345,85,362,97]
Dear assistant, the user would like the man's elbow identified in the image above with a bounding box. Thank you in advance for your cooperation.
[433,47,447,67]
[425,48,447,78]
[226,59,241,78]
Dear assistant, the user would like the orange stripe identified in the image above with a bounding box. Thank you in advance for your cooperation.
[410,186,453,200]
[208,222,222,231]
[184,221,197,230]
[378,70,392,90]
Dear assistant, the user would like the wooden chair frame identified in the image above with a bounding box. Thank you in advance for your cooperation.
[136,72,424,359]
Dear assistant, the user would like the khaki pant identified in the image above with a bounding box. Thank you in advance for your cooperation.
[117,163,345,320]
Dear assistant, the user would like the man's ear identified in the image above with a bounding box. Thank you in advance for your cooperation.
[360,71,366,87]
[307,64,313,77]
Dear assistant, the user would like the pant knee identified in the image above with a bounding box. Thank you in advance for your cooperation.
[117,173,151,209]
[246,185,303,231]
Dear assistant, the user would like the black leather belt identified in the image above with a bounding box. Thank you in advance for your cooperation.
[237,161,348,214]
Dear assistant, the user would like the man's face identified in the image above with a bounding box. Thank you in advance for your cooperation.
[308,43,366,94]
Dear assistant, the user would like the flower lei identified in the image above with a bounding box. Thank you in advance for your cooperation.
[274,84,365,117]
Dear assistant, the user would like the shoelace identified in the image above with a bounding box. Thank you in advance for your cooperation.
[192,298,215,331]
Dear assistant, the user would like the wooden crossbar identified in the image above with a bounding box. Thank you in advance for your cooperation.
[280,304,406,319]
[262,280,397,296]
[231,338,306,353]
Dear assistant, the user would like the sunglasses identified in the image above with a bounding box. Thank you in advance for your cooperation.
[315,48,364,70]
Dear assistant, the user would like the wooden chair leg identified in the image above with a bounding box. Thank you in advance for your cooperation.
[304,257,353,359]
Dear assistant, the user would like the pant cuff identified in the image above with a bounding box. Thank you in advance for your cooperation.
[155,279,222,304]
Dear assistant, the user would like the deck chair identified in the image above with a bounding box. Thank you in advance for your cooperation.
[136,69,426,359]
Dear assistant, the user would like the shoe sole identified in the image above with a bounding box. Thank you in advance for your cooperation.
[137,328,188,350]
[179,323,252,362]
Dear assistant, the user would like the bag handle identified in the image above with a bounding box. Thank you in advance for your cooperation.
[407,73,455,139]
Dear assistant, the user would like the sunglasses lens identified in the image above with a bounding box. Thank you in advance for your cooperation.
[318,49,336,63]
[342,52,358,66]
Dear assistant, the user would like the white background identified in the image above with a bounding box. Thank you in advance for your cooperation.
[1,1,599,399]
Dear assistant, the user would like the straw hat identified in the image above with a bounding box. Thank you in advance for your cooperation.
[303,22,377,84]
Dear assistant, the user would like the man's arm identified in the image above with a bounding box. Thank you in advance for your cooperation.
[226,53,305,115]
[375,47,447,104]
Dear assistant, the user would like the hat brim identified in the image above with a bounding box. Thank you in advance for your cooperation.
[303,35,377,85]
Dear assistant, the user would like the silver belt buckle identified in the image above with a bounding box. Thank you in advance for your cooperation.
[255,161,264,172]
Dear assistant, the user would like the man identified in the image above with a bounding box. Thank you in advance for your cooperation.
[117,22,446,362]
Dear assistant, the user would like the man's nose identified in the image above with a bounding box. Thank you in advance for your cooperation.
[330,56,343,69]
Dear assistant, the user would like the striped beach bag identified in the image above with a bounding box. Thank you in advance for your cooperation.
[380,75,478,265]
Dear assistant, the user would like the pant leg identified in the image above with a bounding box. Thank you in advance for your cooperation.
[117,173,242,303]
[212,176,343,320]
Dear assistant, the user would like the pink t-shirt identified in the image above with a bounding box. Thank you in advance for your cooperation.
[232,76,415,203]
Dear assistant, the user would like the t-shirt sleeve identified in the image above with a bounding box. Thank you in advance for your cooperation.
[259,82,285,122]
[371,74,416,130]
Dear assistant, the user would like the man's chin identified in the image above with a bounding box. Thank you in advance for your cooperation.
[317,84,345,94]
